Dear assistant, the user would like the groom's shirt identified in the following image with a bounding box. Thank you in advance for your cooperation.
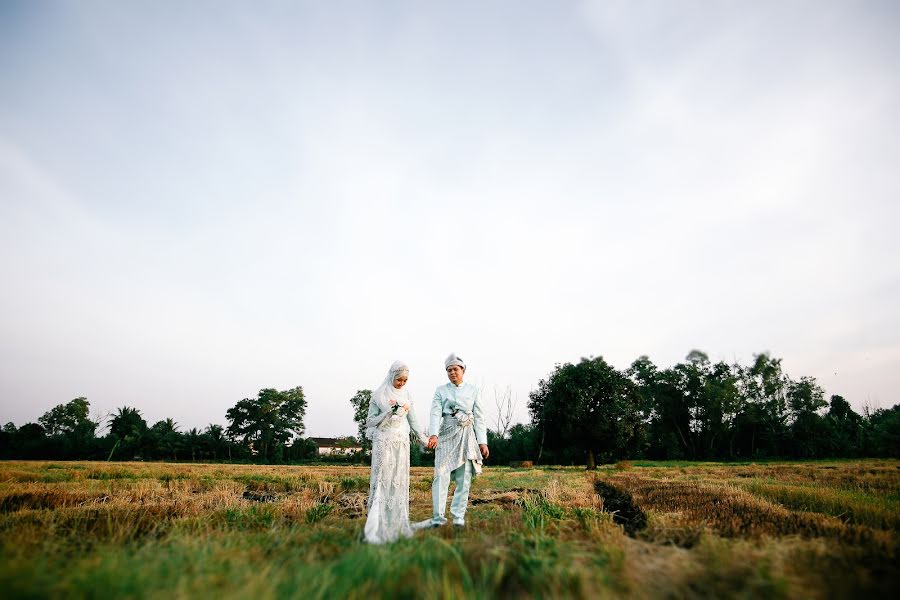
[430,382,487,445]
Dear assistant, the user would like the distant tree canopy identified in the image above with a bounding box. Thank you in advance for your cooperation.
[528,356,644,468]
[226,387,307,462]
[0,384,314,463]
[1,355,897,465]
[109,406,148,460]
[349,389,373,454]
[485,350,899,466]
[38,397,95,438]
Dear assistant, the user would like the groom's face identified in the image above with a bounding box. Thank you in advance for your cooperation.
[446,365,464,385]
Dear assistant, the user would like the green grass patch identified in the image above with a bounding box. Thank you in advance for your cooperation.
[221,506,278,530]
[740,480,900,530]
[85,469,140,480]
[304,503,334,525]
[35,471,75,483]
[337,475,369,492]
[233,474,309,493]
[519,494,566,535]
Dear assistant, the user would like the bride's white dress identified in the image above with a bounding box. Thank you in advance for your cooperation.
[364,409,426,544]
[363,366,429,545]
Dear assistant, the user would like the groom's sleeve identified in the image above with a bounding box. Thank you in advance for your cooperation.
[473,387,487,446]
[429,388,442,436]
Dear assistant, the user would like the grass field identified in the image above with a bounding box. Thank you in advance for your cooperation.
[1,460,897,599]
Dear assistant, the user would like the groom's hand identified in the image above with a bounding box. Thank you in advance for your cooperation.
[427,436,438,450]
[479,444,489,459]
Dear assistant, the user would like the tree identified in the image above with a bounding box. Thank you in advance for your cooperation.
[184,428,201,461]
[15,423,48,458]
[109,406,148,460]
[203,424,227,460]
[735,354,791,457]
[487,423,539,465]
[286,437,319,461]
[628,355,692,459]
[0,423,14,459]
[226,387,306,462]
[654,351,743,460]
[701,360,743,458]
[335,435,359,453]
[39,397,96,440]
[785,376,828,457]
[349,389,373,455]
[148,418,181,460]
[787,376,826,420]
[529,356,644,469]
[867,404,900,458]
[825,395,863,456]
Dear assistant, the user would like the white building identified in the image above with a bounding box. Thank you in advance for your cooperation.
[310,437,362,456]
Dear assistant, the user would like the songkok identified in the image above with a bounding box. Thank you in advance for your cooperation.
[445,353,465,370]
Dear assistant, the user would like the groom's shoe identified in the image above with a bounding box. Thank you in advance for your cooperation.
[453,521,465,529]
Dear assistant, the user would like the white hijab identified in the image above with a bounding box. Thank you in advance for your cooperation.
[373,360,410,412]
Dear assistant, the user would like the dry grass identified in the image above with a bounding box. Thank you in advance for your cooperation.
[0,460,898,599]
[600,461,898,543]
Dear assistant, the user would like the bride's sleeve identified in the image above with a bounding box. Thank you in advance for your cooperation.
[405,399,428,445]
[364,394,391,435]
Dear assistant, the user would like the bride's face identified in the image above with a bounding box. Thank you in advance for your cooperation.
[392,375,408,389]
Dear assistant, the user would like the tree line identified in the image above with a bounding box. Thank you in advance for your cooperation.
[3,350,897,465]
[0,387,328,463]
[486,351,899,467]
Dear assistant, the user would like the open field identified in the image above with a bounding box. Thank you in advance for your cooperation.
[1,460,898,599]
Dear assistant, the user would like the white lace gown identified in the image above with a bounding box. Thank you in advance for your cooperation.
[364,402,428,544]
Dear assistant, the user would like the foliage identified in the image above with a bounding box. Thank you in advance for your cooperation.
[38,397,96,440]
[109,406,148,460]
[226,387,307,461]
[148,418,181,461]
[1,351,897,465]
[528,356,645,468]
[867,405,900,458]
[349,389,372,455]
[486,424,540,466]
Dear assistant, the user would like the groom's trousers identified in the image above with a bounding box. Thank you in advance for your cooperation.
[432,460,474,525]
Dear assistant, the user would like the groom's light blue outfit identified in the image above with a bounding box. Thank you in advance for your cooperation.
[429,381,486,526]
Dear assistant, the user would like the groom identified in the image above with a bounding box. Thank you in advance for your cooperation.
[426,353,489,528]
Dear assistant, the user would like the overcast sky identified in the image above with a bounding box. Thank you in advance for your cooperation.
[1,1,898,437]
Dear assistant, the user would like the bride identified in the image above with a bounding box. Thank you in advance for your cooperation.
[363,360,429,544]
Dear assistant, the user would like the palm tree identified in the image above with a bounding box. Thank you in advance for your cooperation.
[151,418,180,461]
[109,407,147,460]
[204,424,225,460]
[185,428,201,461]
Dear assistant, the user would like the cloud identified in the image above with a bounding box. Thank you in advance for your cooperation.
[1,2,898,433]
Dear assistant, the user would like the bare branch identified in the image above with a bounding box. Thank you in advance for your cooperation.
[493,385,516,438]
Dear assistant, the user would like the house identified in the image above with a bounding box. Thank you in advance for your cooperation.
[310,437,362,456]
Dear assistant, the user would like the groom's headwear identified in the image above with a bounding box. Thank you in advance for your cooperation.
[445,353,465,371]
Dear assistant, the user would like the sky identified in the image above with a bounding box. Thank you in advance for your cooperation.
[1,0,898,437]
